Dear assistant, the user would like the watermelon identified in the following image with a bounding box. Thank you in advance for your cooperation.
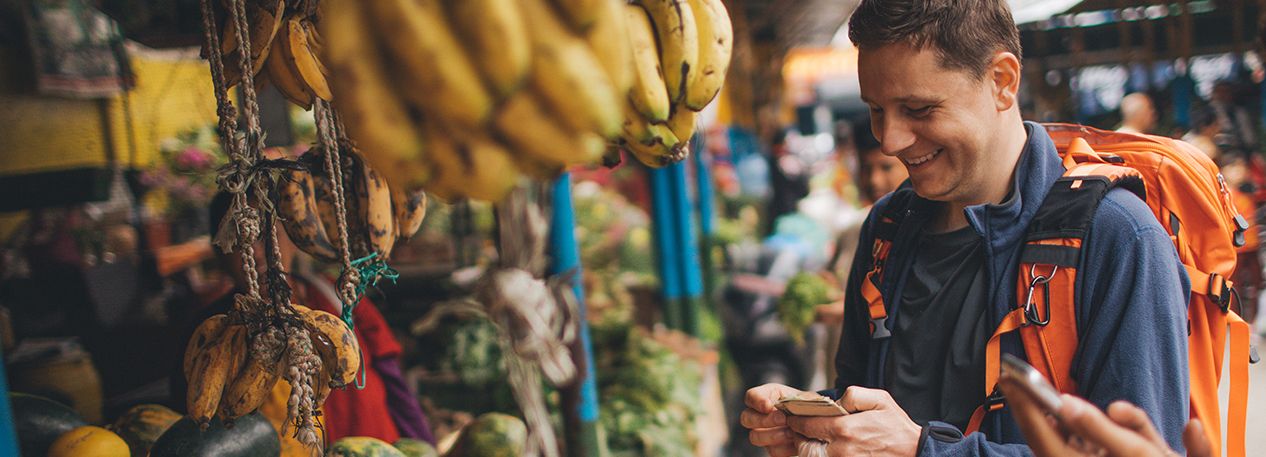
[446,413,527,457]
[325,436,406,457]
[109,403,182,457]
[9,392,90,457]
[149,411,279,457]
[393,437,439,457]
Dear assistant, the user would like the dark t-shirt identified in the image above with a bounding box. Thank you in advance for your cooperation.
[883,224,991,431]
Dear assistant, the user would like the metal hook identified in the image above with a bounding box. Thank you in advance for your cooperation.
[1022,265,1057,327]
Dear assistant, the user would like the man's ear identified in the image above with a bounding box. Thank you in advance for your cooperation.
[990,51,1021,111]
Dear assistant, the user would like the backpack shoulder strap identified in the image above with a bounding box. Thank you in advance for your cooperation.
[860,187,916,339]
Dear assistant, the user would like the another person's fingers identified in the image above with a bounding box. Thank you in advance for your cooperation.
[1057,394,1157,456]
[998,376,1071,456]
[1105,401,1168,449]
[740,407,788,429]
[1183,419,1212,457]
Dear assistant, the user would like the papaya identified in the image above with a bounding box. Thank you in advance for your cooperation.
[326,436,406,457]
[9,392,90,457]
[48,425,129,457]
[109,403,182,457]
[393,437,439,457]
[149,411,280,457]
[446,413,527,457]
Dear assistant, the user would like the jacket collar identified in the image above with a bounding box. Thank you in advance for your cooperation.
[960,122,1064,257]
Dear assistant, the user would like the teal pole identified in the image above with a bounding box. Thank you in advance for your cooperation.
[547,173,602,457]
[669,160,704,337]
[0,345,18,457]
[648,165,684,330]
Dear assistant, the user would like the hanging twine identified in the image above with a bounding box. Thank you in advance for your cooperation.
[314,100,362,318]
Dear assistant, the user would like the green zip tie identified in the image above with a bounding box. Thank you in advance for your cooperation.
[341,252,399,331]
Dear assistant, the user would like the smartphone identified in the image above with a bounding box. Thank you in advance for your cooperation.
[1000,353,1063,413]
[775,394,849,417]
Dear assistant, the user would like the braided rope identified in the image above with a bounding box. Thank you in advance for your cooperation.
[315,100,360,312]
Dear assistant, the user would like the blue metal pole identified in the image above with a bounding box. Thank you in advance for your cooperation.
[0,345,18,457]
[670,160,704,337]
[648,165,684,329]
[547,173,601,457]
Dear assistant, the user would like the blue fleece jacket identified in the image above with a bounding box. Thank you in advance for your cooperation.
[831,122,1190,456]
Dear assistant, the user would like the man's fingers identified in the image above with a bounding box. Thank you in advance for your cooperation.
[740,407,788,429]
[747,426,795,447]
[998,376,1071,456]
[763,442,798,457]
[745,383,802,413]
[838,385,894,413]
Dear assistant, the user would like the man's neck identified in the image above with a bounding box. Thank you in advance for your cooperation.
[931,118,1028,233]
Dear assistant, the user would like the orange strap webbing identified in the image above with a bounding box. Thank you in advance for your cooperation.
[862,238,894,338]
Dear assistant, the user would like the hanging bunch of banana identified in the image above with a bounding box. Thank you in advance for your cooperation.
[319,0,635,203]
[183,300,360,433]
[619,0,733,167]
[276,140,429,263]
[204,0,331,109]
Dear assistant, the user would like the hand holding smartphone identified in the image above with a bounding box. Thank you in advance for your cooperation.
[775,394,849,417]
[1000,353,1063,414]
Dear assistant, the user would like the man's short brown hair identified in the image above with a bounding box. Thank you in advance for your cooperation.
[847,0,1022,80]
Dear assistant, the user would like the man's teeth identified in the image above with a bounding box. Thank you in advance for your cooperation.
[906,149,941,165]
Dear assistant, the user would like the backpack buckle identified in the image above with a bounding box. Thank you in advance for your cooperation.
[1022,266,1055,327]
[985,387,1007,410]
[870,316,891,339]
[1207,273,1231,312]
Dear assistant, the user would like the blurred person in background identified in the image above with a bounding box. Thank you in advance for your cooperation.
[1210,81,1257,154]
[1182,109,1222,162]
[1116,92,1157,134]
[766,128,812,236]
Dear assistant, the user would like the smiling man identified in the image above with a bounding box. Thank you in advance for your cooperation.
[740,1,1190,456]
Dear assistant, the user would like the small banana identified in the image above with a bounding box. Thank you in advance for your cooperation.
[636,0,698,104]
[520,0,623,139]
[265,26,314,109]
[392,188,428,242]
[665,103,698,146]
[418,121,524,202]
[584,0,635,99]
[277,166,340,263]
[300,308,361,389]
[624,4,670,123]
[184,314,230,381]
[621,135,686,168]
[551,0,603,32]
[367,0,492,129]
[494,92,604,168]
[221,1,286,87]
[282,18,332,102]
[349,150,398,258]
[621,100,659,145]
[442,0,531,99]
[187,324,245,430]
[217,326,286,423]
[682,0,732,111]
[322,0,432,194]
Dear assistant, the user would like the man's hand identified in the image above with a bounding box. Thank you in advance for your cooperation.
[785,386,921,457]
[741,383,807,457]
[998,376,1212,457]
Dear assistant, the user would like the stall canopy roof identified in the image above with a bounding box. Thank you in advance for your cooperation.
[1010,0,1086,25]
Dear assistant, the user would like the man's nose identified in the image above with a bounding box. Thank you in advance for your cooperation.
[878,118,914,156]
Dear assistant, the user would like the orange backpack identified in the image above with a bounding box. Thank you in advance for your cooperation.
[861,124,1254,457]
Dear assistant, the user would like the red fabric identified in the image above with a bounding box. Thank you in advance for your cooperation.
[300,278,401,444]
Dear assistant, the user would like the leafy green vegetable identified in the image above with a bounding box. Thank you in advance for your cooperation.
[778,272,833,344]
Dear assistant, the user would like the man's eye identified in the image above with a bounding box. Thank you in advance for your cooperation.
[907,106,931,116]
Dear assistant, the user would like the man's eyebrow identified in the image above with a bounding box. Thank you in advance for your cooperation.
[858,95,942,105]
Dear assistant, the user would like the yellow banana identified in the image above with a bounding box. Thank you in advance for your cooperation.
[636,0,698,103]
[621,135,685,168]
[265,26,314,109]
[624,4,670,123]
[584,0,635,99]
[301,308,361,389]
[520,0,623,139]
[187,324,245,430]
[442,0,531,99]
[418,121,524,202]
[282,18,333,102]
[184,314,229,381]
[277,166,340,263]
[494,92,604,168]
[217,326,286,423]
[551,0,603,32]
[367,0,492,129]
[682,0,731,111]
[665,103,698,146]
[322,0,432,195]
[621,100,658,145]
[392,188,428,242]
[222,1,286,87]
[349,150,398,258]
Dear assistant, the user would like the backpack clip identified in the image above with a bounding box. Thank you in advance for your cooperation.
[1022,265,1055,327]
[985,387,1007,410]
[870,316,891,339]
[1207,273,1231,312]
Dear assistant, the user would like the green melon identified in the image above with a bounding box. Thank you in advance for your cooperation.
[9,392,90,457]
[326,436,406,457]
[109,403,182,457]
[148,411,279,457]
[446,413,528,457]
[393,437,439,457]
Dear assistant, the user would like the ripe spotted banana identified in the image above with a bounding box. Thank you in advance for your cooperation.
[621,99,659,145]
[442,0,531,99]
[636,0,698,104]
[584,0,635,99]
[682,0,732,111]
[495,92,604,168]
[392,188,428,242]
[366,0,492,129]
[187,323,246,430]
[217,326,286,424]
[184,314,230,382]
[622,134,685,168]
[551,0,603,32]
[265,25,314,109]
[299,308,361,389]
[220,1,286,87]
[281,18,332,102]
[349,149,398,259]
[624,4,670,123]
[665,103,698,146]
[419,120,524,202]
[322,0,431,194]
[277,166,340,263]
[520,0,623,139]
